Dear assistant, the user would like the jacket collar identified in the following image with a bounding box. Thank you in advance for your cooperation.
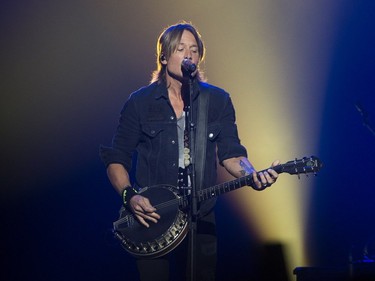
[153,79,201,100]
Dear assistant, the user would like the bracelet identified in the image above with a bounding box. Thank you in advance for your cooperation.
[121,186,138,207]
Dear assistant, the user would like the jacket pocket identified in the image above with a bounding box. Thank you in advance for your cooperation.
[140,123,164,138]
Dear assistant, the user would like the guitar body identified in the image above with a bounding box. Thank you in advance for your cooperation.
[113,185,189,259]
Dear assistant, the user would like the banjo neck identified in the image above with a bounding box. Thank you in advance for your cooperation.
[196,156,322,202]
[197,174,253,202]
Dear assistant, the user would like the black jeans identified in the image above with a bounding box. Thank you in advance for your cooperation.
[136,211,217,281]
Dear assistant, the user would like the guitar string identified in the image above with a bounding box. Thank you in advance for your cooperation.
[117,183,234,224]
[118,197,181,224]
[118,179,252,224]
[115,160,319,225]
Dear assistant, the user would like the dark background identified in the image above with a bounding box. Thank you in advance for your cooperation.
[1,1,375,280]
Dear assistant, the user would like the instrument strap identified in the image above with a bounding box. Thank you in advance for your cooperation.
[194,85,209,191]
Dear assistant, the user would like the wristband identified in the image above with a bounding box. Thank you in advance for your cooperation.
[121,186,138,207]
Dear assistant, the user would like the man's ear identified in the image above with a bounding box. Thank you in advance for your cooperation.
[160,54,167,64]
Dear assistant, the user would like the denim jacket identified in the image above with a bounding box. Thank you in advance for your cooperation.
[100,80,247,193]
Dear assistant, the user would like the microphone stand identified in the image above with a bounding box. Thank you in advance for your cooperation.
[184,73,198,281]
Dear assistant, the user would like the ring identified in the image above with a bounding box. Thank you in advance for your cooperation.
[263,183,268,187]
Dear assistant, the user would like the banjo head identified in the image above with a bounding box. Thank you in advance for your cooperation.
[113,185,188,259]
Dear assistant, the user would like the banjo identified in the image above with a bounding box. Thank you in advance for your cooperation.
[112,156,322,259]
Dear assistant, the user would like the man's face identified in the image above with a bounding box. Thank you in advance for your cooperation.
[164,30,199,79]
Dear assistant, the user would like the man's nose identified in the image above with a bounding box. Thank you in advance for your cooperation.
[184,51,192,60]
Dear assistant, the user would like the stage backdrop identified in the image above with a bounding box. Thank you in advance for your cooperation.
[1,1,375,280]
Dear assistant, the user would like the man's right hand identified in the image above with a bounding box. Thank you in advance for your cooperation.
[129,195,161,228]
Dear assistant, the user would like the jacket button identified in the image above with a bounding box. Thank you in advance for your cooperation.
[209,133,214,138]
[151,130,155,134]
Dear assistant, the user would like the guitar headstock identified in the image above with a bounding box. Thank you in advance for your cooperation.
[277,156,323,176]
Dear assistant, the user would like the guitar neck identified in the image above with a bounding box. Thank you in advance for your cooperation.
[197,165,284,202]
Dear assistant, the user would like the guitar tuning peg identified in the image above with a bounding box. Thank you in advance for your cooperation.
[303,167,309,177]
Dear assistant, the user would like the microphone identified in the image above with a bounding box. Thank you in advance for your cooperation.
[181,59,197,72]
